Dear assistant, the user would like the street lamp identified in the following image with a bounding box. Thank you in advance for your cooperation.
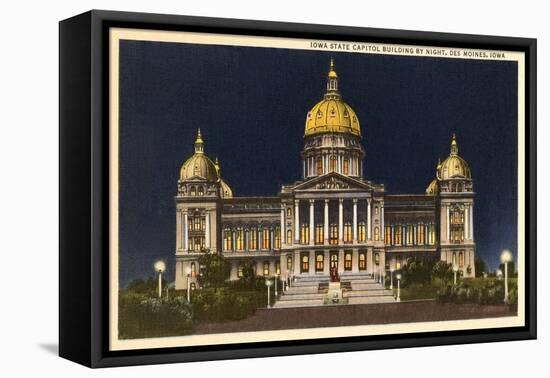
[396,273,401,302]
[275,272,280,296]
[390,268,394,290]
[265,278,273,308]
[453,264,459,286]
[154,260,166,298]
[185,266,192,302]
[496,269,503,280]
[501,249,513,304]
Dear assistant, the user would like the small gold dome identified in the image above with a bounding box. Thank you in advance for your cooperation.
[220,179,233,198]
[179,129,219,182]
[426,179,438,195]
[304,60,361,137]
[438,134,472,180]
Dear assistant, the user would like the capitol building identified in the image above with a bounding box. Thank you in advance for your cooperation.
[174,60,476,292]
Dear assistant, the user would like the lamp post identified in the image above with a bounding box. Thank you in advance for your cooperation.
[390,268,394,290]
[154,260,166,298]
[275,272,279,296]
[396,273,401,302]
[266,278,273,308]
[185,266,192,302]
[501,249,513,304]
[453,264,459,286]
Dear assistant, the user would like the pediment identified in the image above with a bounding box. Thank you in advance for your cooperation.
[292,172,375,192]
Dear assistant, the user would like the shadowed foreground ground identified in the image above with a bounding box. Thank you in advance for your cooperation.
[193,301,517,335]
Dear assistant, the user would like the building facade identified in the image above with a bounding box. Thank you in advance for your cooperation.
[174,60,476,290]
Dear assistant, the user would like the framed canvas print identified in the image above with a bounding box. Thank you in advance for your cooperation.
[59,10,537,368]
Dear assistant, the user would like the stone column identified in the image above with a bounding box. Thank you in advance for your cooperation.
[381,202,385,239]
[338,199,344,243]
[294,250,300,276]
[176,210,183,251]
[469,203,474,241]
[309,200,315,245]
[446,205,451,242]
[294,200,300,243]
[324,250,330,274]
[232,229,236,251]
[270,227,274,251]
[205,211,211,249]
[352,199,358,244]
[183,211,188,251]
[324,200,329,244]
[280,208,286,247]
[367,198,372,240]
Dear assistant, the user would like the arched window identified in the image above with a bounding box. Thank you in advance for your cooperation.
[191,262,196,277]
[394,225,402,245]
[407,224,414,245]
[343,159,349,175]
[197,186,204,196]
[262,228,271,250]
[450,206,465,243]
[316,157,323,176]
[190,186,196,196]
[358,221,366,242]
[249,228,257,250]
[330,254,338,269]
[344,222,352,243]
[274,227,281,249]
[329,224,338,245]
[429,223,436,245]
[223,228,232,251]
[374,252,380,265]
[452,252,457,266]
[344,252,352,271]
[287,255,293,271]
[329,155,336,172]
[287,207,292,217]
[301,254,310,273]
[263,262,270,276]
[459,251,464,267]
[236,227,244,251]
[374,227,380,241]
[286,230,292,245]
[315,253,324,272]
[359,252,367,271]
[275,261,281,275]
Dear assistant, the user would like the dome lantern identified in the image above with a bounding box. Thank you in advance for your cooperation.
[194,128,204,154]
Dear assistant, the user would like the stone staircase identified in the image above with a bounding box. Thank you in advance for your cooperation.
[272,274,396,308]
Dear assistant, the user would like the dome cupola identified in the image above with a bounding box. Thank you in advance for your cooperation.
[438,134,472,180]
[179,129,219,182]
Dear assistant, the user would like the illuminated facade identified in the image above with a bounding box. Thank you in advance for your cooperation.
[174,60,476,290]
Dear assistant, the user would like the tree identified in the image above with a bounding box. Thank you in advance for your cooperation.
[401,256,435,286]
[499,261,517,277]
[474,257,488,278]
[197,251,231,291]
[432,261,454,285]
[239,259,258,288]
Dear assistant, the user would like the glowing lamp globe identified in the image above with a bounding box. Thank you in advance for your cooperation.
[500,249,513,264]
[396,274,402,280]
[266,279,273,287]
[496,269,503,278]
[185,266,191,275]
[453,265,459,272]
[154,260,166,273]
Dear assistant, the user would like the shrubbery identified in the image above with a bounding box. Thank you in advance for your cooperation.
[192,288,265,322]
[119,292,193,339]
[436,278,517,305]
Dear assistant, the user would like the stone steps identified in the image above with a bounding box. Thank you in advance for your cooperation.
[272,299,325,308]
[347,296,397,305]
[344,289,394,297]
[278,293,325,301]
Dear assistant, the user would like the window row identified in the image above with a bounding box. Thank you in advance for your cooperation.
[384,223,436,246]
[299,251,368,273]
[223,227,281,251]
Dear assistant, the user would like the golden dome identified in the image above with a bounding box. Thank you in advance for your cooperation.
[304,60,361,137]
[438,134,472,180]
[220,179,233,198]
[179,129,219,182]
[426,179,438,195]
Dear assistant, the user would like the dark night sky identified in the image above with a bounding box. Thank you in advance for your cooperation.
[119,40,518,288]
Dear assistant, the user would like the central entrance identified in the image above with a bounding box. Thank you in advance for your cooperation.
[330,252,339,271]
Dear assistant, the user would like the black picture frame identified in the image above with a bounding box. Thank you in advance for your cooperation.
[59,9,537,368]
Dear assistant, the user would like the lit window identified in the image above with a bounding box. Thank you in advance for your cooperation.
[315,224,324,244]
[316,157,323,175]
[385,226,391,244]
[249,228,257,250]
[262,228,270,250]
[274,227,281,249]
[344,222,352,243]
[190,186,196,196]
[315,253,324,272]
[191,262,196,277]
[450,207,465,243]
[459,251,464,267]
[197,186,204,196]
[359,253,366,270]
[329,224,338,245]
[301,254,310,273]
[344,252,352,271]
[396,257,401,270]
[374,227,380,241]
[329,155,336,172]
[407,225,414,245]
[358,221,366,242]
[300,224,309,244]
[236,228,244,251]
[287,256,293,271]
[429,223,436,245]
[263,262,270,276]
[287,207,292,217]
[452,252,457,266]
[237,264,243,277]
[394,225,402,245]
[343,159,349,175]
[418,223,425,245]
[223,228,232,251]
[275,261,281,275]
[286,230,292,245]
